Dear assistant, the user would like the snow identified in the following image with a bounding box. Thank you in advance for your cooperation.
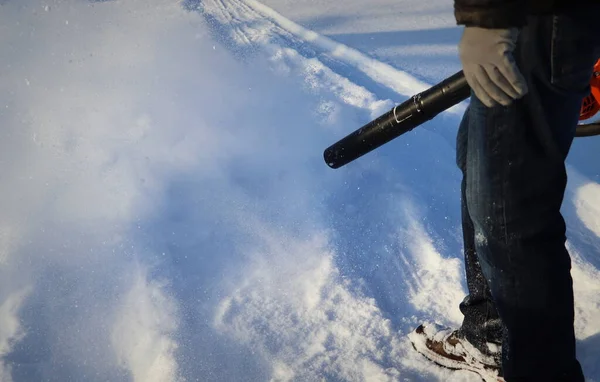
[256,0,463,85]
[0,0,599,381]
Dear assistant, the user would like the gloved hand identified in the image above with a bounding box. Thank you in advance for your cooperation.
[459,26,528,107]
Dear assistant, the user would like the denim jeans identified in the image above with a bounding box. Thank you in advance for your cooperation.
[455,8,600,381]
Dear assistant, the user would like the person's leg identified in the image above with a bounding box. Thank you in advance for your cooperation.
[456,107,503,356]
[464,9,600,380]
[408,115,503,375]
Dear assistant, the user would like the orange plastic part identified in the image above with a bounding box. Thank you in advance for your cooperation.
[580,58,600,121]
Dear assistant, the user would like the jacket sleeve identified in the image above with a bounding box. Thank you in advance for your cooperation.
[454,0,527,28]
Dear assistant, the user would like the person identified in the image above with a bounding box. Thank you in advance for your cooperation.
[409,0,600,381]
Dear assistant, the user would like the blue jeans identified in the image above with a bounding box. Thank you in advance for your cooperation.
[456,8,600,381]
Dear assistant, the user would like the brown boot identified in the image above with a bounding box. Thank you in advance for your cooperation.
[408,322,502,382]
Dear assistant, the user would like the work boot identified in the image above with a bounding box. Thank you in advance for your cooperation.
[408,322,503,382]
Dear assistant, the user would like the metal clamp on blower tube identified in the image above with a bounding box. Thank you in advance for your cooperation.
[323,70,470,169]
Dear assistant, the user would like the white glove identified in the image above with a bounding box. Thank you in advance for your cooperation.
[459,27,529,107]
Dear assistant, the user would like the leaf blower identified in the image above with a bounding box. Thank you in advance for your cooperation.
[324,59,600,169]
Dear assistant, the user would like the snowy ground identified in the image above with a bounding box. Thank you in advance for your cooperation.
[0,0,599,381]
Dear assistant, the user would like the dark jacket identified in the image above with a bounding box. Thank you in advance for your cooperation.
[454,0,600,28]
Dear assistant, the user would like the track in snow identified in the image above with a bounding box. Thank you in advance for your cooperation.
[194,0,466,117]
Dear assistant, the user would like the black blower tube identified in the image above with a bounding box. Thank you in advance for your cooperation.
[324,70,470,169]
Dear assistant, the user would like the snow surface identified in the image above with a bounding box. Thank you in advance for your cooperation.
[0,0,599,381]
